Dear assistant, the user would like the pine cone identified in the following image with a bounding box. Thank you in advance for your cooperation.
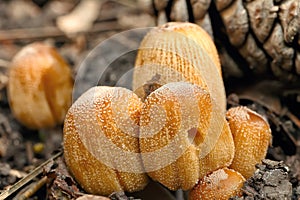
[144,0,300,82]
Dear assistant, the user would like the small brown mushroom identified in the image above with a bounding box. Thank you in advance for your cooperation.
[227,106,272,179]
[8,42,73,129]
[189,167,245,200]
[63,86,148,195]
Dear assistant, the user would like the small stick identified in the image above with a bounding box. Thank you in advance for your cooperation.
[0,21,122,42]
[0,26,64,41]
[15,176,49,200]
[286,111,300,130]
[25,141,34,165]
[0,151,62,200]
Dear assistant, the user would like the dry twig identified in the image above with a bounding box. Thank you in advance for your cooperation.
[0,151,62,200]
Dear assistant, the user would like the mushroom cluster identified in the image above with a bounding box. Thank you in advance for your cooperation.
[63,22,272,199]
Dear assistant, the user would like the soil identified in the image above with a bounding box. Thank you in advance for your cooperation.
[230,159,300,200]
[0,0,300,200]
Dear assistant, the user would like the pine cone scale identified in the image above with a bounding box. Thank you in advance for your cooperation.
[220,0,249,47]
[279,0,300,43]
[150,0,300,81]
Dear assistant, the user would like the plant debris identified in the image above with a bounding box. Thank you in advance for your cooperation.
[1,0,300,199]
[47,157,82,200]
[109,192,140,200]
[230,159,300,200]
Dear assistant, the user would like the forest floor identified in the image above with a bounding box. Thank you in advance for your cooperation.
[0,0,299,199]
